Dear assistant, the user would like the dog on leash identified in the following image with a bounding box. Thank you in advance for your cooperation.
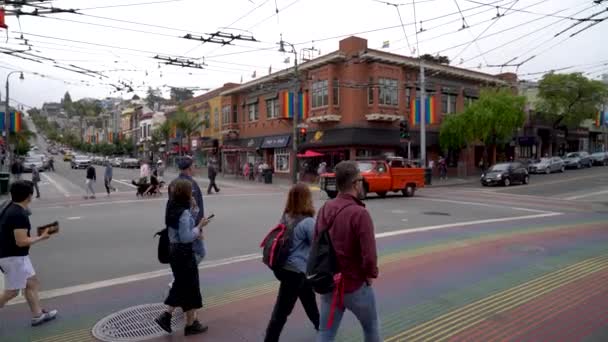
[132,179,165,197]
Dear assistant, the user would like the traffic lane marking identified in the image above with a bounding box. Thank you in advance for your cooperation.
[413,197,556,214]
[492,172,608,192]
[41,172,70,197]
[6,209,563,306]
[563,189,608,200]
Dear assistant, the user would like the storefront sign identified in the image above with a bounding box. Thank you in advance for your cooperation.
[517,136,536,145]
[261,135,290,149]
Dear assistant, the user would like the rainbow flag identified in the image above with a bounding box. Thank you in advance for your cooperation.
[0,112,22,133]
[170,125,177,139]
[409,96,437,126]
[281,91,295,119]
[596,111,605,127]
[281,91,308,120]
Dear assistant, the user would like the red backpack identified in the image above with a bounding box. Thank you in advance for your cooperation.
[260,216,304,270]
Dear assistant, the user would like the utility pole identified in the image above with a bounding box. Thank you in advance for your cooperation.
[279,35,300,184]
[5,71,24,164]
[419,61,427,167]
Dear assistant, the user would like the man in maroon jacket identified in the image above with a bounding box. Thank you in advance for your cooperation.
[315,161,380,342]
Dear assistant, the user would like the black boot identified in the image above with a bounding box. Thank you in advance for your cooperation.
[154,312,172,333]
[185,320,208,336]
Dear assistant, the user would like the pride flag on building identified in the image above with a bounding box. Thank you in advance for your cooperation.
[409,96,437,126]
[0,112,22,133]
[596,110,606,127]
[281,91,309,120]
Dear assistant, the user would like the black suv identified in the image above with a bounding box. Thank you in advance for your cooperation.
[481,162,530,187]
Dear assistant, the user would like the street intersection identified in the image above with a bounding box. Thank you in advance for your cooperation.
[1,153,608,341]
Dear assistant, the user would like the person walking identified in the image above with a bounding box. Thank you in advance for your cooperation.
[155,179,209,336]
[156,160,165,181]
[315,161,380,342]
[30,165,41,199]
[11,159,23,181]
[168,157,204,225]
[85,164,96,199]
[48,157,55,172]
[104,160,116,196]
[0,180,58,326]
[264,183,320,342]
[207,157,220,195]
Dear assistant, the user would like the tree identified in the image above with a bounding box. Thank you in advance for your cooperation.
[439,88,526,164]
[154,120,173,160]
[420,54,450,65]
[170,87,194,103]
[62,92,73,114]
[174,108,203,156]
[536,73,608,128]
[145,87,165,109]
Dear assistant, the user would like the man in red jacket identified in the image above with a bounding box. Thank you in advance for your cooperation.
[315,161,380,342]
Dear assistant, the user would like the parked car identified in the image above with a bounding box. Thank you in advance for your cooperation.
[590,152,608,166]
[22,156,46,172]
[528,157,565,174]
[71,155,92,169]
[111,157,123,167]
[319,157,425,199]
[121,158,140,168]
[563,152,592,169]
[91,156,105,165]
[481,162,530,187]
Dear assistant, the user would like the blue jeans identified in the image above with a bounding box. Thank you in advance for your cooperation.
[317,284,380,342]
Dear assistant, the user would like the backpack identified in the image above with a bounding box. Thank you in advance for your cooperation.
[306,204,354,294]
[154,228,170,264]
[0,200,14,260]
[260,215,304,271]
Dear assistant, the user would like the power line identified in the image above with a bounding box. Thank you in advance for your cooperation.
[464,0,602,21]
[78,0,188,11]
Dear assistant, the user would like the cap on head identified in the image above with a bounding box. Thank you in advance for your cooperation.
[177,157,193,170]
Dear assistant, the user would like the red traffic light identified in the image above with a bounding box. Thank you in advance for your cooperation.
[300,128,307,134]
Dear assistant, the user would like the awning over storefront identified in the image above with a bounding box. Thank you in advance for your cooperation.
[301,128,439,149]
[261,135,291,149]
[221,137,263,152]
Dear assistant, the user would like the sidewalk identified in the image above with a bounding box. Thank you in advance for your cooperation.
[426,175,480,188]
[1,213,607,341]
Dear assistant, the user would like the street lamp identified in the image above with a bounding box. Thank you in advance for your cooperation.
[278,35,300,184]
[5,71,24,162]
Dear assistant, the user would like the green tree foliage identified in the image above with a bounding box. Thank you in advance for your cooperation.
[145,87,165,109]
[170,87,194,103]
[439,88,526,163]
[536,73,608,128]
[62,92,73,114]
[420,54,450,65]
[174,108,203,155]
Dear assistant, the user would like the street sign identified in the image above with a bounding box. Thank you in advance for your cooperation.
[297,123,309,129]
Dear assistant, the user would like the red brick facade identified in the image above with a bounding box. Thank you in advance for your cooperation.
[220,36,516,180]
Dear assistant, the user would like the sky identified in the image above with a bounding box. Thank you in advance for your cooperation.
[1,0,607,108]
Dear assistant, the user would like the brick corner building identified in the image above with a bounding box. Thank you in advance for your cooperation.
[220,36,516,181]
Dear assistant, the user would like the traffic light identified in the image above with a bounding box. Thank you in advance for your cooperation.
[399,120,410,139]
[299,127,307,144]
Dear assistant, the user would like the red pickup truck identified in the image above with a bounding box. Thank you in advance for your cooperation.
[319,157,426,199]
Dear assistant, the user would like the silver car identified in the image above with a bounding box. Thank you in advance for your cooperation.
[590,152,608,166]
[23,156,45,172]
[529,157,565,174]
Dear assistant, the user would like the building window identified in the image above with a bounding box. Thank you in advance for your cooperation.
[204,112,211,128]
[232,105,238,123]
[214,108,219,129]
[222,105,231,124]
[266,98,279,119]
[147,123,151,138]
[312,80,328,108]
[465,96,477,107]
[441,94,457,114]
[274,148,290,173]
[368,77,374,105]
[379,78,398,106]
[406,88,411,106]
[332,78,339,106]
[248,103,259,122]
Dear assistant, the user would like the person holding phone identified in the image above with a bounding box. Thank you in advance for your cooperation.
[0,180,58,327]
[155,179,209,336]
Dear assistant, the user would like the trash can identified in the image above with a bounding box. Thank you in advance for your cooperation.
[263,169,273,184]
[424,168,432,185]
[0,172,10,195]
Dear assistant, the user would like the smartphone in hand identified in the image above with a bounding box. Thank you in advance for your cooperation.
[37,221,59,236]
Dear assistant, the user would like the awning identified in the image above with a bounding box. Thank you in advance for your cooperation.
[261,135,291,149]
[297,150,324,158]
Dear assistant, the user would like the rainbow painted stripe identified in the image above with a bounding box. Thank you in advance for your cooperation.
[281,91,309,120]
[595,111,605,127]
[409,96,437,126]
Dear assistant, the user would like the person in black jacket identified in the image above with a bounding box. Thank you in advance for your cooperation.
[85,164,96,199]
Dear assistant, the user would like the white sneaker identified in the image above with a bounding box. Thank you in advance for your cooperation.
[32,309,58,326]
[168,281,173,289]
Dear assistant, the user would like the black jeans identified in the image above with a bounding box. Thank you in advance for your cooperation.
[264,268,320,342]
[207,176,219,194]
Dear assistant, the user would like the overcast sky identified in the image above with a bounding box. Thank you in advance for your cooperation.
[1,0,607,108]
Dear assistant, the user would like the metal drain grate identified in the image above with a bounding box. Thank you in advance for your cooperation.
[92,303,184,342]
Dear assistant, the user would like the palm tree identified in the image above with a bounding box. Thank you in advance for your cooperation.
[155,120,173,161]
[174,108,203,156]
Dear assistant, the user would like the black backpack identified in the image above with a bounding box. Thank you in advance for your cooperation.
[306,204,353,294]
[260,216,304,271]
[154,228,170,264]
[0,200,14,260]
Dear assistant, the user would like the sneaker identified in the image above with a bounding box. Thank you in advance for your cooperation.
[184,320,208,336]
[32,309,58,327]
[168,281,173,289]
[154,312,172,333]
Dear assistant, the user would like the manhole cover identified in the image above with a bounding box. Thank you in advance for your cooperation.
[422,211,451,216]
[92,303,184,342]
